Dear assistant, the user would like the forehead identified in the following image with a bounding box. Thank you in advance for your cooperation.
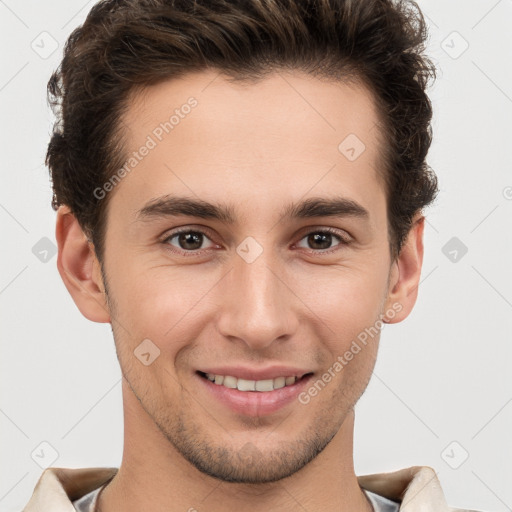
[123,69,382,151]
[114,69,386,223]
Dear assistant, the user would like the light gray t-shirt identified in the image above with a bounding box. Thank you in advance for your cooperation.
[72,484,400,511]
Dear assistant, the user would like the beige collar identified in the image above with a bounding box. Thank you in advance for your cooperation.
[22,465,461,512]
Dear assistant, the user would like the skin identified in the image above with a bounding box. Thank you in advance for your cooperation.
[56,69,424,512]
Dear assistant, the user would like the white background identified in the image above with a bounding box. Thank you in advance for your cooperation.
[1,1,511,511]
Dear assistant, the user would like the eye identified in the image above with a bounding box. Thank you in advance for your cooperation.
[295,228,350,253]
[163,229,217,254]
[161,226,351,257]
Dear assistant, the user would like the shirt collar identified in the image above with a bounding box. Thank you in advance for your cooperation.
[22,465,451,511]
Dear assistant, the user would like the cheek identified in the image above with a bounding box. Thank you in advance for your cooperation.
[312,276,383,397]
[108,262,220,346]
[296,263,388,326]
[291,263,388,371]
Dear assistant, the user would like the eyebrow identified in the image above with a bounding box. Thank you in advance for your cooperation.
[136,195,369,224]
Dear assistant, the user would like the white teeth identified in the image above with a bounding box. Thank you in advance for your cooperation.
[204,373,299,392]
[255,379,274,392]
[237,378,255,391]
[273,376,286,389]
[223,376,237,389]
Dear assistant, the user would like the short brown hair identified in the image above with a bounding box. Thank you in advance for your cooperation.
[46,0,438,261]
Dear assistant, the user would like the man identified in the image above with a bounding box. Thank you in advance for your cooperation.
[23,0,483,510]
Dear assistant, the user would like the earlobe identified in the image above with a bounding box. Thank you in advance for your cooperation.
[383,214,425,324]
[55,205,110,323]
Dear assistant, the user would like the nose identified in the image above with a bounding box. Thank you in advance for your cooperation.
[215,249,298,351]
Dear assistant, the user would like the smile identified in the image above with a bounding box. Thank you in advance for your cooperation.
[199,371,306,392]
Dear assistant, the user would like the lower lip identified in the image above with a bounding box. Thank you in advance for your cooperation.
[196,372,314,417]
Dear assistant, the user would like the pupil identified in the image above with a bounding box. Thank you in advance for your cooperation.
[309,233,331,250]
[179,232,202,250]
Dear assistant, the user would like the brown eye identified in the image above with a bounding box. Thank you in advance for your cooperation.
[306,232,334,250]
[177,232,203,250]
[164,230,215,252]
[296,229,349,253]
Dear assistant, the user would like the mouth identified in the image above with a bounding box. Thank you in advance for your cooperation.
[197,371,313,393]
[197,371,313,392]
[195,370,315,417]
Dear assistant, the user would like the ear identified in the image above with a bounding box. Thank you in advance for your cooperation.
[383,214,425,324]
[55,205,110,323]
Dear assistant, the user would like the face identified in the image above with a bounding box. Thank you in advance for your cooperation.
[97,70,399,483]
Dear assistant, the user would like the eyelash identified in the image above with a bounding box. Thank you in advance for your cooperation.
[161,226,351,257]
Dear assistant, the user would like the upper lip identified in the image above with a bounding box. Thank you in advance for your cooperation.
[197,366,312,381]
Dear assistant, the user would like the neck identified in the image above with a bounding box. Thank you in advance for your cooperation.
[97,378,373,512]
